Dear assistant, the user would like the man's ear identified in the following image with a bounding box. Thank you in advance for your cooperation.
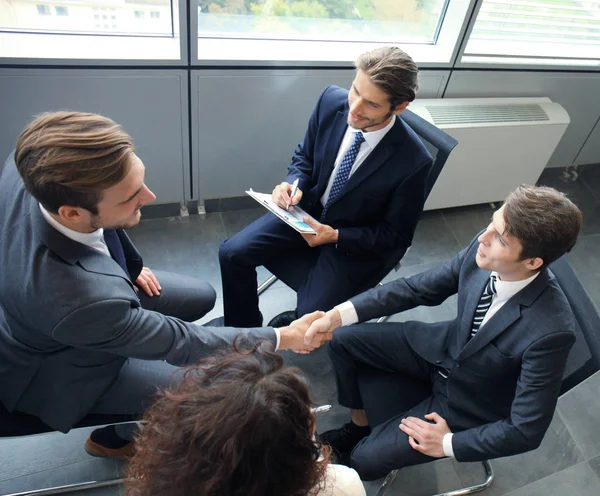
[392,101,409,116]
[523,256,544,272]
[57,205,89,224]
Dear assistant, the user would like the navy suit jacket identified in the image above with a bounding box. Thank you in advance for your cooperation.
[285,85,432,268]
[350,234,576,462]
[0,154,275,432]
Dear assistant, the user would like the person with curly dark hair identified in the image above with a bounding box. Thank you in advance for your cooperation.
[125,341,365,496]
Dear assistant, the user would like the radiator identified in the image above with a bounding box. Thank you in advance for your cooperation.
[408,97,570,210]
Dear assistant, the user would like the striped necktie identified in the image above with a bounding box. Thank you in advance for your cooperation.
[321,132,365,220]
[470,275,497,339]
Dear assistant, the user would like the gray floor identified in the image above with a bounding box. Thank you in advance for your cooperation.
[2,165,600,496]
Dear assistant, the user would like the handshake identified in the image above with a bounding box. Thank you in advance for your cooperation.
[277,310,343,354]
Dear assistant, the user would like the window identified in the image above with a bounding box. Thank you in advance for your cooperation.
[462,0,600,66]
[150,11,160,19]
[195,0,473,63]
[0,0,180,61]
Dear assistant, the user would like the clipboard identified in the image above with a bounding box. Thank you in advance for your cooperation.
[246,189,317,235]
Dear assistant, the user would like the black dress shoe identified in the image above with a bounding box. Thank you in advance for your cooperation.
[268,310,298,328]
[320,422,371,454]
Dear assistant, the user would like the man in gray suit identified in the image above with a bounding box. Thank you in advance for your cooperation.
[0,111,324,459]
[303,185,582,480]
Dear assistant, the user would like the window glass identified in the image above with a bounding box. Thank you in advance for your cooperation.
[462,0,600,65]
[197,0,450,44]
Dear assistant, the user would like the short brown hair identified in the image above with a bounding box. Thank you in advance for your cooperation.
[15,111,134,215]
[125,341,330,496]
[355,46,419,108]
[503,185,582,268]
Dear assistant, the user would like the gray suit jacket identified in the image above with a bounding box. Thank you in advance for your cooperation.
[349,235,576,462]
[0,154,276,432]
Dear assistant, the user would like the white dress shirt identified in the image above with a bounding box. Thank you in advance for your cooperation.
[39,203,110,256]
[320,116,396,207]
[334,269,540,458]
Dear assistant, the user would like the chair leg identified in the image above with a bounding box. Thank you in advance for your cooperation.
[257,275,279,296]
[375,460,493,496]
[3,477,123,496]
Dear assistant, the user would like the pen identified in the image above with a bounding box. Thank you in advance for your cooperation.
[311,404,332,413]
[287,178,299,211]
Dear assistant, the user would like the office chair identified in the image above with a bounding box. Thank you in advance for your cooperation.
[257,108,459,298]
[374,255,600,496]
[0,403,136,496]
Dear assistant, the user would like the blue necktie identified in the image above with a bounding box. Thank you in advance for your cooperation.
[321,132,365,220]
[103,228,129,276]
[470,275,497,339]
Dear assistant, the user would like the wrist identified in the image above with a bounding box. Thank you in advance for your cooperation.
[328,309,342,331]
[277,327,290,350]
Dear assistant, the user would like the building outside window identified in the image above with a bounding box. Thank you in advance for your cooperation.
[55,6,68,16]
[36,4,50,15]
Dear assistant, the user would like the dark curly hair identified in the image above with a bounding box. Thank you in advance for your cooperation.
[125,341,330,496]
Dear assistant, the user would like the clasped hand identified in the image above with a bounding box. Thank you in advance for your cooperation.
[277,311,333,353]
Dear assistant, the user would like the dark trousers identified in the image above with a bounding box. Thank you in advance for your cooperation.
[219,212,387,327]
[86,269,215,438]
[328,322,451,481]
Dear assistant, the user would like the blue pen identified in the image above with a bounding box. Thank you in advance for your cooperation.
[287,178,299,211]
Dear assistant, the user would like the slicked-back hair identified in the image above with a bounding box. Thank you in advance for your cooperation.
[503,185,582,268]
[355,46,419,109]
[15,111,134,215]
[125,341,330,496]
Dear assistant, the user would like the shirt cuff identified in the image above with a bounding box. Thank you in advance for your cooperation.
[442,432,454,458]
[273,327,281,351]
[335,301,359,327]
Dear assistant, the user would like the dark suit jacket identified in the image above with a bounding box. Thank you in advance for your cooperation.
[286,85,432,267]
[0,154,276,432]
[349,234,576,462]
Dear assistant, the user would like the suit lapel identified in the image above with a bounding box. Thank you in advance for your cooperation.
[317,110,348,196]
[458,269,551,361]
[31,199,135,288]
[457,269,490,352]
[329,115,405,205]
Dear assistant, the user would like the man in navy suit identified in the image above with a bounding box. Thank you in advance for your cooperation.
[219,46,433,328]
[303,185,582,480]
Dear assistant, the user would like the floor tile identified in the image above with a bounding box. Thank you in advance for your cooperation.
[455,411,584,496]
[442,203,495,247]
[220,207,265,238]
[0,427,96,482]
[557,371,600,460]
[502,460,600,496]
[401,212,462,267]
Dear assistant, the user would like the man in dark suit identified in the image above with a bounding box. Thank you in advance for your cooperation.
[0,112,325,459]
[219,46,433,328]
[303,185,582,480]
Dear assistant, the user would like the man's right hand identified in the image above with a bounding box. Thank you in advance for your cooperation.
[272,181,303,210]
[303,309,343,346]
[277,310,326,352]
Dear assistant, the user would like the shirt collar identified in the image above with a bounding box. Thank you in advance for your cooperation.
[348,114,395,150]
[39,203,105,247]
[492,270,540,302]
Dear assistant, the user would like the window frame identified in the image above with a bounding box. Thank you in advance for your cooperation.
[190,0,478,67]
[0,0,187,66]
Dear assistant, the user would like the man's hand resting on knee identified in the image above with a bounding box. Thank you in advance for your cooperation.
[399,412,451,458]
[278,310,330,352]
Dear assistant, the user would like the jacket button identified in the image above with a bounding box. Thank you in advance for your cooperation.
[456,363,461,368]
